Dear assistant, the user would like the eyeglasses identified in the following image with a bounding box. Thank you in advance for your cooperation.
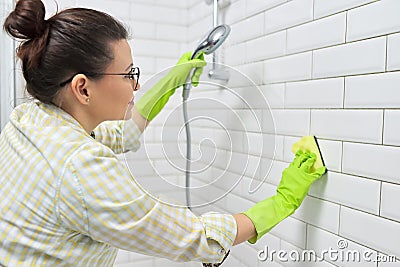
[59,67,140,90]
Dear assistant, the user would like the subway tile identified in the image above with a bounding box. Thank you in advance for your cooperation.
[156,24,187,42]
[264,0,313,34]
[154,0,189,9]
[314,139,343,172]
[43,0,75,15]
[262,108,278,135]
[387,33,400,71]
[287,13,346,54]
[347,0,400,42]
[115,250,130,263]
[307,225,378,267]
[278,240,336,267]
[227,110,263,132]
[264,52,313,83]
[270,216,307,249]
[246,31,286,62]
[260,159,288,187]
[252,232,281,254]
[313,37,386,78]
[239,61,265,86]
[293,196,340,234]
[270,109,310,137]
[78,0,130,19]
[226,43,246,66]
[381,182,400,222]
[259,83,285,109]
[225,193,254,214]
[126,21,156,39]
[384,110,400,146]
[245,0,287,17]
[285,78,344,108]
[345,72,400,108]
[230,12,265,44]
[310,110,383,144]
[130,3,185,25]
[224,0,247,25]
[133,56,156,74]
[131,39,180,58]
[240,177,276,203]
[225,85,280,110]
[231,243,260,267]
[343,142,400,184]
[340,206,400,258]
[187,1,210,25]
[308,171,381,214]
[314,0,378,19]
[283,135,298,163]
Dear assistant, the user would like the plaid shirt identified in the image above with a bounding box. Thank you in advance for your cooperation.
[0,101,236,266]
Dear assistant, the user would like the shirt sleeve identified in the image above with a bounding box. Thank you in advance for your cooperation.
[57,143,237,263]
[92,119,141,154]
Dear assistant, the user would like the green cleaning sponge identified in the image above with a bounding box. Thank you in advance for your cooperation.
[291,136,326,173]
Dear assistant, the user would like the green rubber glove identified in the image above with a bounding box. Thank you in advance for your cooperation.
[242,150,326,244]
[135,51,206,121]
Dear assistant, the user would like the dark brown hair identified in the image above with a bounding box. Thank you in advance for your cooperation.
[3,0,128,104]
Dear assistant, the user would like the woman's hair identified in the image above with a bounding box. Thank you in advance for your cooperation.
[3,0,128,104]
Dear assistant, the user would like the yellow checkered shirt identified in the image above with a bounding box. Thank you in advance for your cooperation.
[0,101,237,266]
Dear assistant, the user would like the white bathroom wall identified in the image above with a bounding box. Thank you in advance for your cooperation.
[180,0,400,267]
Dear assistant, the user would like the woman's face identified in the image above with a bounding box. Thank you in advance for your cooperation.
[90,39,140,121]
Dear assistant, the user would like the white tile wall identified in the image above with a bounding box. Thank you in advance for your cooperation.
[340,206,400,258]
[387,33,400,71]
[246,30,286,62]
[287,12,346,54]
[43,0,400,266]
[384,110,400,146]
[308,171,381,214]
[310,109,383,143]
[342,142,400,184]
[285,78,344,108]
[347,0,400,42]
[380,182,400,222]
[314,0,378,19]
[264,52,313,83]
[264,0,313,34]
[307,225,379,267]
[345,72,400,108]
[313,36,386,78]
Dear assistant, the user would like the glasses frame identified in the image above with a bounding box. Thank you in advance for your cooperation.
[59,67,140,90]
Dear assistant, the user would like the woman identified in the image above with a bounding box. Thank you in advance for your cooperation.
[0,0,326,266]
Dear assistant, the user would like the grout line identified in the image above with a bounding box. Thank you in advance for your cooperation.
[378,181,383,216]
[382,109,385,145]
[385,35,389,71]
[345,11,348,43]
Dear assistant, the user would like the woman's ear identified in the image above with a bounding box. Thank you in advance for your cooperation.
[70,74,91,105]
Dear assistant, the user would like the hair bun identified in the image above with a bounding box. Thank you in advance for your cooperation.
[3,0,47,40]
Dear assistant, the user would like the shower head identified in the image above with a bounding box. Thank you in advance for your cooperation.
[191,24,231,60]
